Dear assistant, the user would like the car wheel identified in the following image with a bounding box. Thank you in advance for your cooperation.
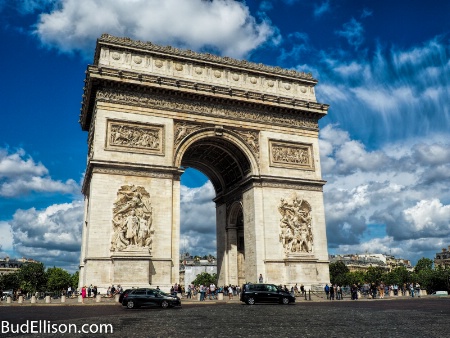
[282,297,290,305]
[246,297,255,305]
[161,300,169,309]
[126,301,135,309]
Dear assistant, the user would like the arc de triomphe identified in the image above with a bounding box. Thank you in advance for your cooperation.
[79,34,330,290]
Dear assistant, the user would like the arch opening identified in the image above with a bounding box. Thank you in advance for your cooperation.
[179,136,252,287]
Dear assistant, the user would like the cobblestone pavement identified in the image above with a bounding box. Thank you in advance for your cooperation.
[1,296,449,337]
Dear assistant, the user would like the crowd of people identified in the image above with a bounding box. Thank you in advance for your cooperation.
[170,283,241,300]
[324,282,422,300]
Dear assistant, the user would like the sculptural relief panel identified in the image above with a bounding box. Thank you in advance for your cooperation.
[174,121,203,148]
[278,193,313,255]
[269,140,314,170]
[106,119,164,155]
[110,185,154,254]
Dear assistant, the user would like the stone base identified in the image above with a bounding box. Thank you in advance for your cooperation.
[264,258,329,289]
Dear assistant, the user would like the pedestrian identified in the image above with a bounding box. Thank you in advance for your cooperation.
[324,284,330,299]
[81,286,87,304]
[259,274,263,283]
[378,282,385,299]
[228,285,233,300]
[329,284,335,300]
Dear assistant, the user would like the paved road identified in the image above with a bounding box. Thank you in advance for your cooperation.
[1,297,449,337]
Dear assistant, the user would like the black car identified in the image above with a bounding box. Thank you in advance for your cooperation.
[122,288,181,309]
[240,283,295,305]
[119,289,133,303]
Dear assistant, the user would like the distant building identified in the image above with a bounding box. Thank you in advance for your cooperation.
[179,253,217,289]
[329,253,413,272]
[0,257,38,276]
[434,246,450,268]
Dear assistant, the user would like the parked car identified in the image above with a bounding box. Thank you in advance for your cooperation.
[121,288,181,309]
[119,289,133,303]
[1,290,14,301]
[240,283,295,305]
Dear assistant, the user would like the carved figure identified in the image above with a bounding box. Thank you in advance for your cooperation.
[110,185,154,253]
[278,194,313,254]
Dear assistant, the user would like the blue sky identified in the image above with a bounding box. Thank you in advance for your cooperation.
[1,0,449,272]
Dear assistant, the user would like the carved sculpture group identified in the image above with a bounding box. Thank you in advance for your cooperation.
[279,194,313,254]
[110,185,154,253]
[272,145,309,165]
[110,123,160,150]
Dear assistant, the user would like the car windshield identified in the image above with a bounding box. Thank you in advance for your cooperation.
[156,291,169,297]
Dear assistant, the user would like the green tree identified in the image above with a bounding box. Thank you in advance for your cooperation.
[364,267,386,284]
[17,262,47,293]
[414,258,433,273]
[0,271,20,291]
[46,267,71,293]
[329,261,349,285]
[386,266,410,285]
[346,271,366,286]
[191,272,218,286]
[70,271,79,289]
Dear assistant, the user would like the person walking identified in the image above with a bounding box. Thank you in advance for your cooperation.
[81,286,87,304]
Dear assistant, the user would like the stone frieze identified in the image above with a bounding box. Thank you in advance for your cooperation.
[97,89,319,130]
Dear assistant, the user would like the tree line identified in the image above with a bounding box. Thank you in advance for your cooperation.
[0,262,78,294]
[329,258,450,293]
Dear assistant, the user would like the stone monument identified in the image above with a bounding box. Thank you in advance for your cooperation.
[78,34,330,291]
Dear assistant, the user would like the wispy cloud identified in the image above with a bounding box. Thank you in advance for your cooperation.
[315,37,450,145]
[335,18,365,50]
[361,8,373,18]
[314,1,330,18]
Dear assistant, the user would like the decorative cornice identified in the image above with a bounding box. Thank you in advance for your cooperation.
[82,160,181,194]
[95,34,317,82]
[241,175,325,193]
[79,66,329,130]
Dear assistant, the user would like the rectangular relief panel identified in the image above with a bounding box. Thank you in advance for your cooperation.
[106,119,165,155]
[269,139,314,170]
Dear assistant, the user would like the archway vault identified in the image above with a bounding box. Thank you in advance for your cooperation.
[175,129,258,195]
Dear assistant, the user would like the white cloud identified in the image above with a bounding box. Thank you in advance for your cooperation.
[8,200,83,271]
[180,181,216,247]
[0,221,14,252]
[34,0,279,59]
[403,199,450,235]
[0,147,80,197]
[320,124,450,261]
[0,148,47,179]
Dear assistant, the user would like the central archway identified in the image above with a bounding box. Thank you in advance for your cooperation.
[177,131,257,286]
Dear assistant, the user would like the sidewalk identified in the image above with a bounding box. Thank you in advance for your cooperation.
[1,293,444,306]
